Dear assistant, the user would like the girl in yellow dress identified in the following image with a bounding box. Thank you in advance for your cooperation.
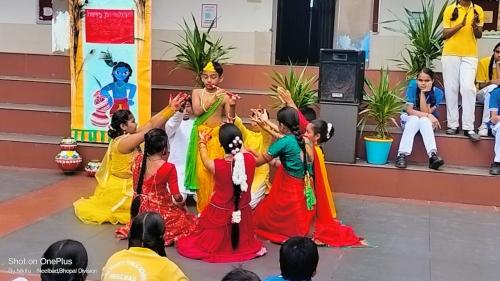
[73,94,188,224]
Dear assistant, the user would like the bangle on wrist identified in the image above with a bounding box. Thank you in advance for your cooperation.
[163,107,174,117]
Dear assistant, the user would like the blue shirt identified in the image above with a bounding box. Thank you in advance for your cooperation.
[405,79,444,118]
[490,87,500,113]
[264,275,312,281]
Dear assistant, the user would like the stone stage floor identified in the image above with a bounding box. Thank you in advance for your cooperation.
[1,166,499,281]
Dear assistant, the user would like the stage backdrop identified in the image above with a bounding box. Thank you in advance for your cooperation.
[69,0,151,143]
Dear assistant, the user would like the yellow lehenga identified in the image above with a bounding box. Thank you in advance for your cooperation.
[74,136,136,224]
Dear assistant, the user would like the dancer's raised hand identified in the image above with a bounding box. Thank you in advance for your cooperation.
[199,129,213,144]
[169,92,188,111]
[277,87,296,108]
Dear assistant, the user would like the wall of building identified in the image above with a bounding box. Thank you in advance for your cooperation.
[1,0,498,68]
[0,0,274,64]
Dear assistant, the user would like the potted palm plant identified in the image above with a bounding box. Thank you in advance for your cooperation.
[269,64,318,109]
[383,0,448,78]
[358,68,405,165]
[166,15,235,87]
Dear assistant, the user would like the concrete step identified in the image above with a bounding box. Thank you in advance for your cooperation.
[0,132,107,169]
[0,76,70,107]
[328,160,500,206]
[0,76,279,118]
[0,53,321,91]
[357,125,495,168]
[0,103,71,136]
[1,100,494,168]
[363,103,487,130]
[0,100,277,136]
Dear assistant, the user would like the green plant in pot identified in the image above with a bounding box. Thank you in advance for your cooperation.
[383,0,448,79]
[269,64,318,109]
[165,15,235,87]
[358,68,405,165]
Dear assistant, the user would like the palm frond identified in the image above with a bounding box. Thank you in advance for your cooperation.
[383,0,448,78]
[166,15,234,87]
[358,68,405,139]
[269,64,318,109]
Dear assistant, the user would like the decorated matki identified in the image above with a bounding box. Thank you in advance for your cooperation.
[69,0,151,143]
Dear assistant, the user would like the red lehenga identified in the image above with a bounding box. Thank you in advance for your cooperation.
[253,126,364,247]
[176,153,266,263]
[253,165,315,243]
[116,155,197,245]
[311,146,364,247]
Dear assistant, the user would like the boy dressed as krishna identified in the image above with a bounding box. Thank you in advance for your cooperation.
[185,61,239,212]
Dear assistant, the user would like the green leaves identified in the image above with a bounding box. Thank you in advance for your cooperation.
[269,64,318,108]
[164,15,235,87]
[383,0,448,78]
[358,68,405,140]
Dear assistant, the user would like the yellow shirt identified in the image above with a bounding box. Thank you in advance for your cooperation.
[442,3,484,57]
[102,247,189,281]
[476,56,498,83]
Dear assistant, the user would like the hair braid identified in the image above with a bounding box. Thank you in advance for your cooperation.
[130,134,149,219]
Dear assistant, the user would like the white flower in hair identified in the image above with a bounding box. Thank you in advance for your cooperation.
[327,123,334,137]
[231,210,241,224]
[232,151,248,192]
[229,143,233,148]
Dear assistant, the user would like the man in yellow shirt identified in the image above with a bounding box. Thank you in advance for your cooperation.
[476,43,500,136]
[441,0,484,141]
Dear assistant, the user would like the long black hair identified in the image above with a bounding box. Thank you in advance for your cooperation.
[112,61,133,83]
[128,212,166,257]
[130,129,168,219]
[108,109,133,139]
[277,106,308,176]
[310,120,334,144]
[219,123,244,249]
[415,68,437,110]
[450,0,479,23]
[40,239,88,281]
[488,42,500,81]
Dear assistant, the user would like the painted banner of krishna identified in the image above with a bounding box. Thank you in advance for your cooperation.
[69,0,151,143]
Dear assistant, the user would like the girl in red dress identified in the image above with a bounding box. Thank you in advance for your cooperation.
[251,106,365,247]
[176,123,266,263]
[116,128,197,246]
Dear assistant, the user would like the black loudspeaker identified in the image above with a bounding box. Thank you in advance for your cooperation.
[320,102,359,163]
[319,49,365,104]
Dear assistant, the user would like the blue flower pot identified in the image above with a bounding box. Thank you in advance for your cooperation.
[364,136,393,165]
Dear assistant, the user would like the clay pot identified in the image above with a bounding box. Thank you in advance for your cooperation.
[84,160,101,177]
[55,137,82,173]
